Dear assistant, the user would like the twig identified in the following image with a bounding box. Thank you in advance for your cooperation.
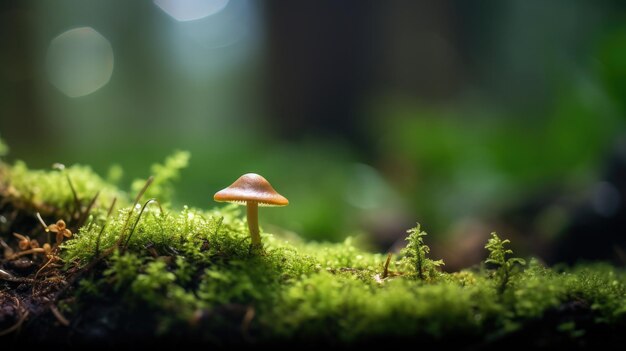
[0,310,29,336]
[36,212,51,244]
[95,197,117,258]
[115,176,154,248]
[0,238,13,257]
[0,269,35,283]
[50,304,70,326]
[327,267,366,274]
[0,268,13,280]
[6,248,45,259]
[34,256,56,281]
[65,173,82,219]
[36,212,48,230]
[77,190,100,227]
[382,252,392,279]
[122,198,161,251]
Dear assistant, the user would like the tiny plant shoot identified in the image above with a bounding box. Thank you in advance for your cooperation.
[485,232,526,295]
[400,224,444,280]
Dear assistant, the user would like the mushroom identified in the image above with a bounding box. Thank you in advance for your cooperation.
[214,173,288,250]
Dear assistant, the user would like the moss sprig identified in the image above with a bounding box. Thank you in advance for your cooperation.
[485,232,526,295]
[399,224,444,280]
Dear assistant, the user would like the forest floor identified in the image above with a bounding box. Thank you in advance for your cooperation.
[0,152,625,349]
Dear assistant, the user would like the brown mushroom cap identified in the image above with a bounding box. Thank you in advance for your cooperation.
[214,173,289,207]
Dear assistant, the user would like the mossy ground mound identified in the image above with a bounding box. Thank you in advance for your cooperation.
[0,152,625,348]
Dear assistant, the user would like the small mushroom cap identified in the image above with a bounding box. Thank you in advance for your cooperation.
[214,173,289,207]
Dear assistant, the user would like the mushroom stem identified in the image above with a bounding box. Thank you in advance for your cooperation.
[246,201,261,249]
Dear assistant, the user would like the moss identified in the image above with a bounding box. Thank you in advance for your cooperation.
[1,152,625,347]
[485,232,526,295]
[61,202,625,344]
[2,160,126,216]
[0,150,188,220]
[130,150,190,204]
[398,224,445,280]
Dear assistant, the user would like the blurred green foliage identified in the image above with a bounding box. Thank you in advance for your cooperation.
[597,26,626,114]
[370,77,622,231]
[0,138,7,157]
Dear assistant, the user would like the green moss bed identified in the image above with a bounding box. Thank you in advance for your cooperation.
[0,151,625,349]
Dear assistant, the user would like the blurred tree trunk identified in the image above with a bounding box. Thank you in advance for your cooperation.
[0,3,48,148]
[263,0,461,157]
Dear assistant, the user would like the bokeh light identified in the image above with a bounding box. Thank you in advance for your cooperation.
[46,27,114,98]
[344,163,398,210]
[160,0,260,77]
[154,0,230,22]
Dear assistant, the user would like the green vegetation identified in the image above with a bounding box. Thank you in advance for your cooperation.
[485,233,526,295]
[0,138,7,158]
[130,150,190,204]
[1,149,625,346]
[2,161,126,216]
[399,224,444,280]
